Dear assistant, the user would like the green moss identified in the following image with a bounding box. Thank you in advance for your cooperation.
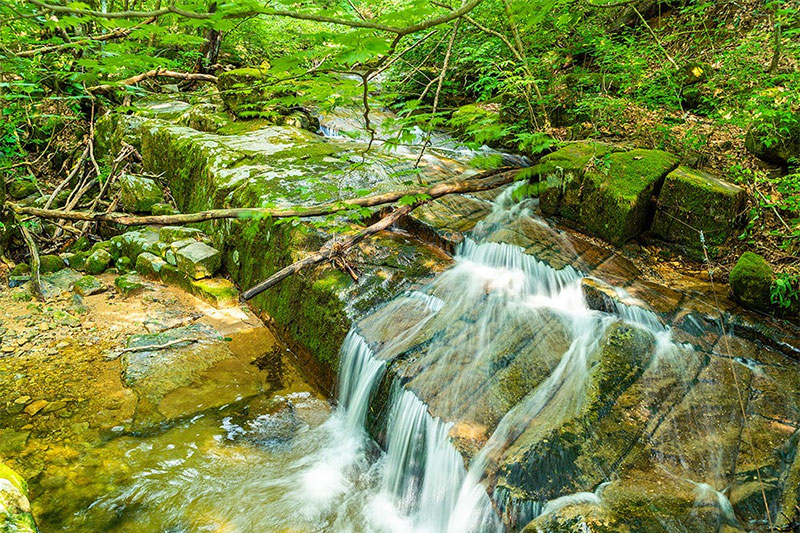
[85,249,112,275]
[216,119,276,136]
[729,252,773,312]
[114,273,145,297]
[10,263,30,276]
[71,236,92,252]
[189,277,239,308]
[115,256,134,273]
[40,254,66,273]
[650,166,745,259]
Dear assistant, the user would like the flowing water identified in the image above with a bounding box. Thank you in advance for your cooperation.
[9,108,798,532]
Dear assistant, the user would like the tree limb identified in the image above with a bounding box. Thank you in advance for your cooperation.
[10,168,521,226]
[15,18,155,57]
[88,69,218,93]
[242,203,416,300]
[15,215,44,301]
[26,0,486,36]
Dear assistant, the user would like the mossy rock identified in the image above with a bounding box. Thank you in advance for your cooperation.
[650,166,746,259]
[117,228,161,262]
[70,236,92,252]
[217,67,277,117]
[119,174,165,213]
[175,241,221,279]
[115,256,134,273]
[8,179,37,200]
[189,277,239,308]
[73,275,106,296]
[159,226,204,243]
[0,462,37,533]
[177,103,230,133]
[39,254,66,273]
[150,202,180,216]
[66,251,89,271]
[9,263,30,277]
[729,252,773,312]
[535,144,679,245]
[135,252,168,279]
[84,249,112,275]
[745,113,800,166]
[114,273,146,297]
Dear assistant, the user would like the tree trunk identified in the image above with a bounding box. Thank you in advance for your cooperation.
[199,1,221,73]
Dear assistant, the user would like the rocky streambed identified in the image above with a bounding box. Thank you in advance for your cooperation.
[2,93,800,532]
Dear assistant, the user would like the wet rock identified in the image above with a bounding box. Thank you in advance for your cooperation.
[135,252,168,279]
[40,254,66,273]
[729,252,773,312]
[0,462,37,533]
[0,429,30,454]
[84,249,112,275]
[114,273,146,297]
[23,399,48,415]
[8,178,37,200]
[73,275,106,296]
[177,102,229,133]
[119,173,165,213]
[650,166,746,259]
[41,268,83,297]
[175,242,221,279]
[534,144,678,245]
[8,276,30,289]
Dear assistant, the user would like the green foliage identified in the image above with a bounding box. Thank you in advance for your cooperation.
[771,272,800,309]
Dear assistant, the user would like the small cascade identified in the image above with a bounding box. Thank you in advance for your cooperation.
[337,330,386,429]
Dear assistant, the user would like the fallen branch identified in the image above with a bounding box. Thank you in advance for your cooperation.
[88,69,218,93]
[242,203,416,300]
[120,337,201,353]
[11,168,521,226]
[15,215,44,301]
[15,19,155,57]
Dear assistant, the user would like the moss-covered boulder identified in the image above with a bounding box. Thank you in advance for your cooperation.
[116,228,161,262]
[0,462,37,533]
[177,103,230,133]
[7,178,37,200]
[73,275,106,296]
[115,256,134,273]
[745,113,800,166]
[535,144,679,245]
[119,174,164,213]
[65,251,89,271]
[650,166,746,259]
[150,202,180,216]
[70,236,92,252]
[159,226,203,243]
[84,249,112,275]
[9,263,29,277]
[729,252,773,312]
[39,254,65,273]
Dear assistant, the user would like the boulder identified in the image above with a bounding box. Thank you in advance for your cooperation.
[650,166,746,259]
[84,248,112,275]
[217,67,270,116]
[115,256,134,273]
[0,462,37,533]
[40,254,65,273]
[119,173,165,213]
[177,103,229,133]
[70,235,92,252]
[745,112,800,166]
[150,202,180,216]
[65,251,89,271]
[7,179,37,200]
[175,242,221,279]
[116,228,161,261]
[9,263,29,277]
[729,252,773,312]
[73,275,106,296]
[535,144,679,245]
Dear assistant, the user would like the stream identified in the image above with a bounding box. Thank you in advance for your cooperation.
[3,103,799,532]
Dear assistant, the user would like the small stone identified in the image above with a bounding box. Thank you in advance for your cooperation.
[175,242,222,280]
[9,263,30,277]
[85,249,112,275]
[11,287,33,302]
[74,275,106,296]
[164,249,177,266]
[14,396,31,405]
[52,310,80,327]
[42,400,67,413]
[119,174,165,213]
[8,276,30,288]
[114,274,146,297]
[23,399,48,415]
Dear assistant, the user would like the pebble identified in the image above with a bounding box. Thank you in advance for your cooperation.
[14,396,31,405]
[24,399,49,416]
